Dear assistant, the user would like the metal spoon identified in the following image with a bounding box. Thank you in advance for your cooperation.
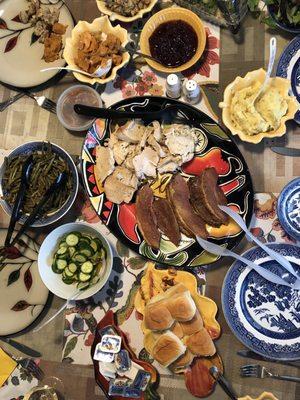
[209,366,238,400]
[41,59,112,78]
[253,37,277,104]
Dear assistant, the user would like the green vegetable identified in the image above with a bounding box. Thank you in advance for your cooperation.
[51,231,106,290]
[2,143,73,216]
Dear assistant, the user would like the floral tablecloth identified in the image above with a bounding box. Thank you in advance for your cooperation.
[62,192,299,369]
[0,364,38,400]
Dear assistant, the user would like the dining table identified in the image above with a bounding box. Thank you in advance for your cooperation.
[0,1,299,400]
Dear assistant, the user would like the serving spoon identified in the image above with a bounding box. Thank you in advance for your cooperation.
[252,37,277,104]
[41,59,113,78]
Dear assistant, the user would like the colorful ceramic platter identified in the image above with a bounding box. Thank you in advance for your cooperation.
[0,0,75,90]
[82,96,254,267]
[276,35,300,124]
[222,244,300,361]
[277,178,300,242]
[0,229,50,337]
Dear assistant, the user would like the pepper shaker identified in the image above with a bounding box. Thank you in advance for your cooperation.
[183,79,201,104]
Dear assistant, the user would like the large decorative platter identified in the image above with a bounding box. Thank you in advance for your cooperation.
[276,35,300,124]
[222,244,300,361]
[0,229,50,337]
[0,0,75,90]
[82,96,254,267]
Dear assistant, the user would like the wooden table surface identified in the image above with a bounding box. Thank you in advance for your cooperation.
[0,1,299,399]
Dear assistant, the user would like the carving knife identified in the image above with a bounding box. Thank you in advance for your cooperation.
[271,146,300,157]
[237,350,300,368]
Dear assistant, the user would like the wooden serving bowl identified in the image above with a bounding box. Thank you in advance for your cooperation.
[91,310,159,399]
[139,7,206,73]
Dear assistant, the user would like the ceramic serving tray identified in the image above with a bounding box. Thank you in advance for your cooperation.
[82,96,254,268]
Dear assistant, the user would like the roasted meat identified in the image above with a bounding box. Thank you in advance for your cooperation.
[189,167,229,227]
[167,174,208,239]
[136,185,161,249]
[153,198,181,246]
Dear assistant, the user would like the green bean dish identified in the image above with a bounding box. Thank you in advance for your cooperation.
[2,143,73,215]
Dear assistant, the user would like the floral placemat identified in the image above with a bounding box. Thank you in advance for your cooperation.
[62,192,299,368]
[0,364,38,400]
[102,25,220,120]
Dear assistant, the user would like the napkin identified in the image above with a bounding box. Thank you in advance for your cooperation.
[0,348,17,387]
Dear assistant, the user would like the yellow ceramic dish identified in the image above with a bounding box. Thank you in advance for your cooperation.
[134,262,221,339]
[139,7,206,73]
[239,393,278,400]
[219,68,298,144]
[63,16,130,85]
[96,0,158,22]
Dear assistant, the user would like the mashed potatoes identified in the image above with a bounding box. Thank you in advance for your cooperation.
[230,80,288,136]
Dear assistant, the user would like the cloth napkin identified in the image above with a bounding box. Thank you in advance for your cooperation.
[0,348,17,387]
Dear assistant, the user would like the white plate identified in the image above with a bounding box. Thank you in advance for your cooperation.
[38,222,113,300]
[0,230,49,336]
[0,0,75,89]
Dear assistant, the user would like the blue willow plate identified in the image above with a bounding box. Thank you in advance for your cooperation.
[277,178,300,242]
[276,35,300,124]
[222,244,300,361]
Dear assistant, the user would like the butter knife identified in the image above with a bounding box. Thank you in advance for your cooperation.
[271,147,300,157]
[237,350,300,368]
[0,337,42,358]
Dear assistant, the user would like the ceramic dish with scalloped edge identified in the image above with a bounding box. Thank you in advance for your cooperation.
[219,68,298,144]
[139,7,206,73]
[239,393,278,400]
[63,16,130,85]
[96,0,158,23]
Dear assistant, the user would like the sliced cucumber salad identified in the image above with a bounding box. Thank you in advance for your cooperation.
[52,231,106,290]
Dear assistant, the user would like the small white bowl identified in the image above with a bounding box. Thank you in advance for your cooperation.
[38,222,113,300]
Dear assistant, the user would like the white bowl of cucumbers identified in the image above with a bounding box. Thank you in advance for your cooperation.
[38,222,113,299]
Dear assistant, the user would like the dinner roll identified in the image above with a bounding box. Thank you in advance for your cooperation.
[185,328,216,356]
[170,322,184,339]
[166,291,196,322]
[144,300,174,331]
[169,349,194,373]
[163,283,189,298]
[152,331,186,367]
[180,310,203,336]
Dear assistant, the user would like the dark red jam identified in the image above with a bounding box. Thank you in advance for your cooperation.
[149,20,198,67]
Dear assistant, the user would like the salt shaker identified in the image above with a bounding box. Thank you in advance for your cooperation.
[166,74,181,99]
[183,79,201,104]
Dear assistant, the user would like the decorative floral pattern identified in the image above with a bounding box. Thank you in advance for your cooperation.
[0,0,64,53]
[116,70,164,99]
[182,27,220,79]
[0,365,38,400]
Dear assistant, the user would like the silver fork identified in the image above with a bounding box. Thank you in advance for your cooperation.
[26,92,57,114]
[15,358,45,381]
[240,364,300,383]
[0,92,26,112]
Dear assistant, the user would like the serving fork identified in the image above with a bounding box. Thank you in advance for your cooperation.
[240,364,300,383]
[13,357,44,381]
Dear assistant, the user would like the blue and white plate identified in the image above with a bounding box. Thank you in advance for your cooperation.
[276,36,300,124]
[222,244,300,361]
[277,178,300,242]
